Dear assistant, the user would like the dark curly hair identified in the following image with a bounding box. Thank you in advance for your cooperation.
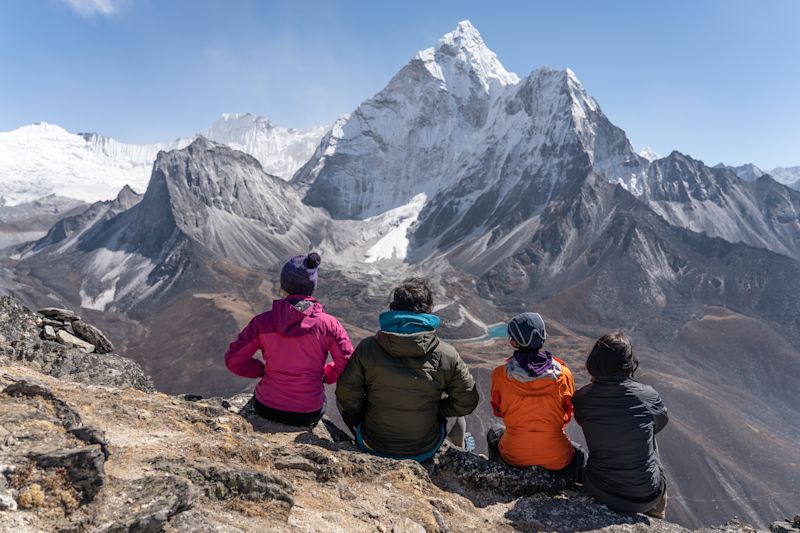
[389,277,434,314]
[586,330,639,378]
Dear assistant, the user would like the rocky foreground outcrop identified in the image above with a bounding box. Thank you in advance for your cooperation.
[0,296,797,532]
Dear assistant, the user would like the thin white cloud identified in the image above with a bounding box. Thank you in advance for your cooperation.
[61,0,124,17]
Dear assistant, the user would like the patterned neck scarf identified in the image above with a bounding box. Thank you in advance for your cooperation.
[513,349,554,377]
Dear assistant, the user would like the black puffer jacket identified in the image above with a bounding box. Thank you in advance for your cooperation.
[573,377,668,513]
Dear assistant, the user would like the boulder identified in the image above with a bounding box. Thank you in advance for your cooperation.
[43,325,56,340]
[31,445,105,503]
[55,330,95,353]
[37,307,80,322]
[771,515,800,533]
[71,320,114,354]
[68,426,110,459]
[87,476,196,533]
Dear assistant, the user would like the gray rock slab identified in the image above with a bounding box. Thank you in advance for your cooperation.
[37,307,80,322]
[56,329,95,353]
[72,320,114,354]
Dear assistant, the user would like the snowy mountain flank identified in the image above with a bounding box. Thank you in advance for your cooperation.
[2,20,800,530]
[296,20,800,263]
[0,123,170,206]
[0,114,326,206]
[201,113,328,181]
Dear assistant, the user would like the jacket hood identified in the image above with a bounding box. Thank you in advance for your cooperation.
[271,296,324,337]
[378,311,440,334]
[376,330,440,358]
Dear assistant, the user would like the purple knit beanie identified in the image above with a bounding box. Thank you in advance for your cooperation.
[280,252,321,296]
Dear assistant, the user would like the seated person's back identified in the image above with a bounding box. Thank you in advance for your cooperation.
[336,277,479,459]
[573,330,669,517]
[489,312,583,473]
[224,252,354,427]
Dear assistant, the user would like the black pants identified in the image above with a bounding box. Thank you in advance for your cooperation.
[253,396,324,428]
[486,425,587,479]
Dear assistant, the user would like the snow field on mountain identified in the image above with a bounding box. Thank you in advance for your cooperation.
[0,115,326,206]
[364,193,427,263]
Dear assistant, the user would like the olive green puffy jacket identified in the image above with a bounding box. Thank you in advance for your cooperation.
[335,330,479,457]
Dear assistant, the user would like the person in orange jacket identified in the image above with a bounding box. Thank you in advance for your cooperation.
[488,312,586,477]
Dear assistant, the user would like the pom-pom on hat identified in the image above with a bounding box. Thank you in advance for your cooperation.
[508,312,546,350]
[280,252,321,296]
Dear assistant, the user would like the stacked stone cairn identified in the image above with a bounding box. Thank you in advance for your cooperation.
[35,308,114,354]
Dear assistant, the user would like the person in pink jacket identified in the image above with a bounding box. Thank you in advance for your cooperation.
[224,252,354,427]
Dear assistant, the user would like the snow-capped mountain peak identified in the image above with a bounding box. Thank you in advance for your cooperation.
[415,19,519,94]
[197,113,327,179]
[638,147,661,161]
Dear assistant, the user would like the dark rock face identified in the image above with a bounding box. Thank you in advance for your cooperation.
[28,186,141,253]
[71,320,114,354]
[504,493,677,533]
[30,446,105,503]
[119,137,316,268]
[645,152,800,260]
[86,476,197,533]
[152,456,293,508]
[431,447,570,504]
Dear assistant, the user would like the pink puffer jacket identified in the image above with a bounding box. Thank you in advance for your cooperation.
[224,296,354,412]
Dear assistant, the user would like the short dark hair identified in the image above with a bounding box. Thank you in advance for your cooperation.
[586,330,639,378]
[389,277,434,314]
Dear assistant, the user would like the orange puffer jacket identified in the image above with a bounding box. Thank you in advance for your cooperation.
[490,356,575,469]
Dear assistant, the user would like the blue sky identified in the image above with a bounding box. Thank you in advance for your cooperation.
[1,0,798,169]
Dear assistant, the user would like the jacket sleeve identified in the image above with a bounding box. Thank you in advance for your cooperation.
[572,384,590,426]
[335,341,367,424]
[323,320,355,384]
[490,370,503,417]
[439,354,480,418]
[224,317,265,379]
[648,388,669,434]
[562,368,576,423]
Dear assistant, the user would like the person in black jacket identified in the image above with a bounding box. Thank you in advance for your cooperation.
[573,331,668,519]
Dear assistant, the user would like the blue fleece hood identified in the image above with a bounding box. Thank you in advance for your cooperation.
[378,311,440,334]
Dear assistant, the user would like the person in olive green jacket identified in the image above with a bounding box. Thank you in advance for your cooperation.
[336,277,480,461]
